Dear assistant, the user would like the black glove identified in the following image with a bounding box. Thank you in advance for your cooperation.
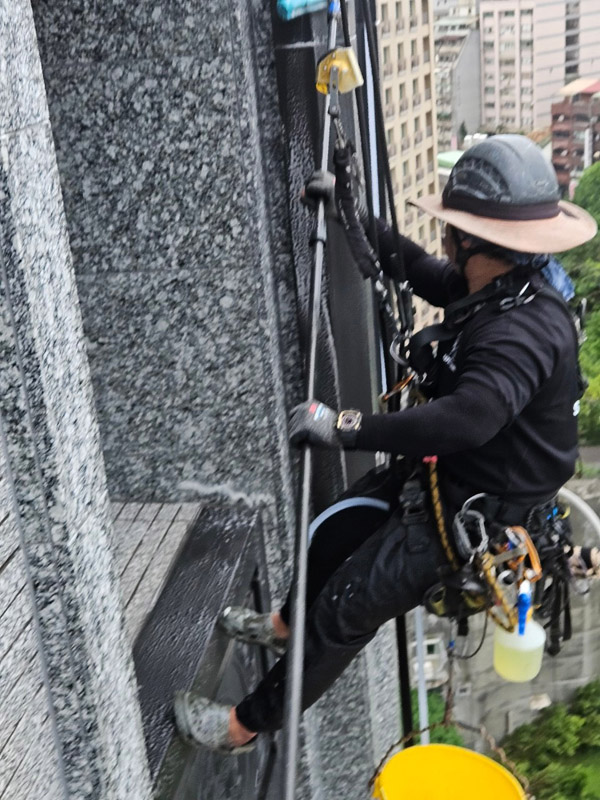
[289,400,340,448]
[301,170,337,218]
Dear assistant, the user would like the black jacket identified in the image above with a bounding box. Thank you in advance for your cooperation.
[354,229,580,506]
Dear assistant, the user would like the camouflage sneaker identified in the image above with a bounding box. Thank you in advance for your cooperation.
[218,606,287,658]
[174,692,256,755]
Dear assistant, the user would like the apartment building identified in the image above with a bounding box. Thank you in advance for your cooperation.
[435,9,481,150]
[378,0,442,324]
[551,77,600,196]
[434,0,479,20]
[480,0,600,134]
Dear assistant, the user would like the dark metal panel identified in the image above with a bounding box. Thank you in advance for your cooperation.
[134,504,281,798]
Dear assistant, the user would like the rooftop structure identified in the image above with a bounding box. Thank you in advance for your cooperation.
[551,77,600,195]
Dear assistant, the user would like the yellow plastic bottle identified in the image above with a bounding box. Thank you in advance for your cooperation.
[493,580,546,682]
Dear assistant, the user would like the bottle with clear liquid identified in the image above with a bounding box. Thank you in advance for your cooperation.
[493,580,546,682]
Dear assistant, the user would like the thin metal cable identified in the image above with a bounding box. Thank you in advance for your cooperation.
[282,10,340,800]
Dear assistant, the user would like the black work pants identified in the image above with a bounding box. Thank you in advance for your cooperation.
[235,500,448,733]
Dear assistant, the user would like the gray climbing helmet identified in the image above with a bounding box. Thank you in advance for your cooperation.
[412,134,597,253]
[442,135,560,221]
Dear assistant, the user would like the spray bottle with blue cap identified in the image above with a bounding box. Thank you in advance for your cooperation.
[493,579,547,682]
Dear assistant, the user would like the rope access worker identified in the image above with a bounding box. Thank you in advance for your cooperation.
[174,135,597,753]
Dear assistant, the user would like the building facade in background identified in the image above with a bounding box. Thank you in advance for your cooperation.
[378,0,442,326]
[480,0,600,134]
[435,4,481,150]
[552,77,600,196]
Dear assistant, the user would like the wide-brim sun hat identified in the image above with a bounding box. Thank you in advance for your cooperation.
[411,135,597,254]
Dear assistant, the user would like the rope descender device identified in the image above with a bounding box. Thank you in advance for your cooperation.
[316,47,363,140]
[316,47,364,97]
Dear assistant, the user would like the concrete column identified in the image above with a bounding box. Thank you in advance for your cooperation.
[0,2,151,797]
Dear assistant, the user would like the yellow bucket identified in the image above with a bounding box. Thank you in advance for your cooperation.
[372,744,526,800]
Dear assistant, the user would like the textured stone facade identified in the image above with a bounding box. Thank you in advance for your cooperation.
[0,1,152,797]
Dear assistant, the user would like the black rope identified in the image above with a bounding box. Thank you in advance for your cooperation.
[338,0,379,258]
[356,0,414,343]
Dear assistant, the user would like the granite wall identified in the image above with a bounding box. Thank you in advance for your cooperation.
[23,0,402,798]
[0,1,152,798]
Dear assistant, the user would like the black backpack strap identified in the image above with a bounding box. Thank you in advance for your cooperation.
[408,322,456,375]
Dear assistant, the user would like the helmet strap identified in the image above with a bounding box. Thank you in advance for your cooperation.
[451,226,538,276]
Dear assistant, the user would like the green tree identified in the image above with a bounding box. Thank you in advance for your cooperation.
[409,689,464,746]
[502,705,584,770]
[558,163,600,443]
[530,762,590,800]
[560,162,600,280]
[570,680,600,748]
[571,679,600,716]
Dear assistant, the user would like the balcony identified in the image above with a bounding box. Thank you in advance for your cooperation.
[422,12,429,24]
[425,88,432,101]
[403,176,413,190]
[552,121,572,135]
[383,62,394,78]
[426,126,433,138]
[415,131,423,144]
[410,14,418,29]
[396,18,405,33]
[381,19,391,36]
[385,103,396,119]
[401,136,411,149]
[411,55,420,70]
[399,98,409,113]
[397,58,407,74]
[405,211,414,225]
[388,143,397,157]
[416,168,425,182]
[427,160,434,173]
[413,93,422,109]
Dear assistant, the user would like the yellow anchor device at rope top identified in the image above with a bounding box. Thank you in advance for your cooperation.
[316,47,364,94]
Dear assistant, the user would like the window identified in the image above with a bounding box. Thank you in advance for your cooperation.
[385,88,392,104]
[395,1,402,19]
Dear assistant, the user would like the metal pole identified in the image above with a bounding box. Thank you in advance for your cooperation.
[282,14,339,800]
[414,606,430,745]
[396,616,415,744]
